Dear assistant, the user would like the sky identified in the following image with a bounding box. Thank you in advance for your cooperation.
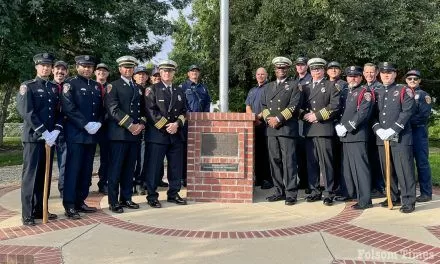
[151,5,192,63]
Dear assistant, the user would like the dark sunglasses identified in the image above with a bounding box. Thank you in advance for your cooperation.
[406,77,420,81]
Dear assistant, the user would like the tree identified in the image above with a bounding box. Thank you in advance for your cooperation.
[170,0,440,112]
[0,0,189,144]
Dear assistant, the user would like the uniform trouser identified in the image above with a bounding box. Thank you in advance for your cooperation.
[378,144,416,206]
[107,141,137,205]
[21,142,54,219]
[145,141,183,201]
[134,139,145,185]
[267,136,298,199]
[63,143,96,210]
[306,137,335,198]
[97,139,109,188]
[412,126,432,197]
[332,137,344,195]
[55,137,67,194]
[368,132,384,191]
[342,142,372,207]
[254,124,272,185]
[141,142,164,186]
[296,138,308,188]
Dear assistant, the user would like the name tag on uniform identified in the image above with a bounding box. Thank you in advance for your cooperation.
[37,89,44,93]
[159,99,164,102]
[393,91,399,96]
[81,88,87,91]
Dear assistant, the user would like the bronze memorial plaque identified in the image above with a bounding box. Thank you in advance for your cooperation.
[201,133,238,157]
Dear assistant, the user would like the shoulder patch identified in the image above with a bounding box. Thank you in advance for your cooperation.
[363,92,372,102]
[19,84,27,95]
[406,88,414,98]
[106,84,113,93]
[63,83,71,94]
[425,95,432,104]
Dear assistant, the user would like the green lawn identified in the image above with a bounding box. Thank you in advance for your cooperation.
[430,152,440,186]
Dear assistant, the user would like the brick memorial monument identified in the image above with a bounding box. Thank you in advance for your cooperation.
[186,112,255,203]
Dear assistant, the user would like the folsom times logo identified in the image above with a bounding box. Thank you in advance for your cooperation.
[357,249,435,261]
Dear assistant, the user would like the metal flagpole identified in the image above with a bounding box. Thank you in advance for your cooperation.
[219,0,229,112]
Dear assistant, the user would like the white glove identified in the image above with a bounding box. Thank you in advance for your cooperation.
[51,130,60,141]
[335,124,347,137]
[383,128,396,140]
[42,130,56,146]
[88,122,102,135]
[42,130,52,141]
[84,122,94,133]
[376,128,387,140]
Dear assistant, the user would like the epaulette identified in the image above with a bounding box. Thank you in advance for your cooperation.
[22,79,36,85]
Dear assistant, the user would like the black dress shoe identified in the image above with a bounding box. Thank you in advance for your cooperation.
[22,217,36,226]
[120,200,140,209]
[147,199,162,208]
[266,194,286,202]
[158,181,169,187]
[65,208,81,220]
[379,199,401,207]
[323,197,333,206]
[109,204,124,213]
[285,197,297,206]
[76,204,97,213]
[306,194,321,202]
[399,204,415,214]
[351,203,373,210]
[416,195,432,203]
[261,180,274,190]
[167,195,187,205]
[34,212,58,220]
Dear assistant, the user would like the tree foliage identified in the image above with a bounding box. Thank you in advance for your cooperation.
[170,0,440,111]
[0,0,189,143]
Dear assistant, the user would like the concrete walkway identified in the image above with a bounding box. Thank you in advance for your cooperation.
[0,175,439,264]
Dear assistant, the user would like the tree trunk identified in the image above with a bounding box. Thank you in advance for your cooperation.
[0,84,13,145]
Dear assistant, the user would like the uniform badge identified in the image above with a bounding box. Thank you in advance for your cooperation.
[415,94,420,100]
[305,81,310,85]
[353,92,358,97]
[364,92,372,102]
[145,88,151,97]
[63,83,71,94]
[285,84,290,90]
[95,85,100,91]
[406,88,414,98]
[425,95,432,104]
[393,91,399,97]
[139,89,142,95]
[334,83,340,92]
[106,84,112,93]
[19,84,27,95]
[52,87,57,93]
[178,95,182,101]
[321,87,326,93]
[298,85,303,92]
